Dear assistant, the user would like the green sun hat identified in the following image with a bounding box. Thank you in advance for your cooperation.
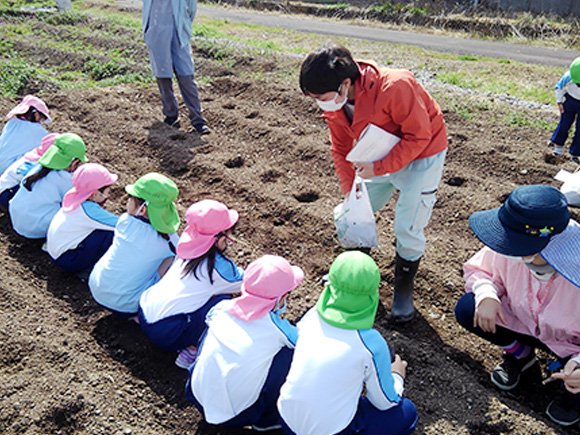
[38,133,87,170]
[570,57,580,84]
[316,251,381,330]
[125,173,180,234]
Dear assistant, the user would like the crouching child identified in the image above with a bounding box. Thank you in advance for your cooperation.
[277,251,418,435]
[186,255,304,432]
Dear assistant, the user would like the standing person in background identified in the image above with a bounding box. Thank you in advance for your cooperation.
[142,0,210,134]
[0,95,51,174]
[549,57,580,163]
[299,44,448,322]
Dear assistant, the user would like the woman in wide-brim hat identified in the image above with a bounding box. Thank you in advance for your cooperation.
[455,184,580,427]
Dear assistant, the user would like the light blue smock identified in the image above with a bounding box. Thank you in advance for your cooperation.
[0,118,48,174]
[89,213,175,314]
[142,0,197,77]
[9,166,73,239]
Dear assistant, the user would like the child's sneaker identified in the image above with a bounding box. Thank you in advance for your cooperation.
[546,395,580,426]
[163,116,180,128]
[553,145,564,156]
[175,346,198,369]
[193,124,211,135]
[490,351,536,390]
[572,156,580,164]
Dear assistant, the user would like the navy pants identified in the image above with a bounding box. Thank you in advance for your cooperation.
[0,185,19,209]
[455,293,580,405]
[551,95,580,157]
[138,294,229,352]
[53,229,114,274]
[186,346,294,429]
[281,396,417,435]
[454,292,547,350]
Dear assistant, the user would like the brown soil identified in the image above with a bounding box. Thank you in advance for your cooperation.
[1,6,580,435]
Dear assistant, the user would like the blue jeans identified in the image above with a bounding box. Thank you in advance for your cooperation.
[281,396,418,435]
[364,149,446,262]
[551,94,580,157]
[138,294,229,352]
[186,347,294,429]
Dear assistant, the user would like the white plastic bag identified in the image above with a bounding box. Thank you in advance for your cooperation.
[555,168,580,206]
[333,176,379,248]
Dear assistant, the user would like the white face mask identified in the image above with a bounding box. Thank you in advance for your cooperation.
[315,84,347,112]
[503,254,536,264]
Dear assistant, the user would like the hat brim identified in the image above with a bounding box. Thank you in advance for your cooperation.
[541,220,580,287]
[147,202,180,234]
[469,208,552,257]
[316,284,378,330]
[62,188,94,212]
[6,102,51,123]
[176,230,215,259]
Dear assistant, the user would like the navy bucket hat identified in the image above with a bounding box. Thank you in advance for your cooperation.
[469,185,570,256]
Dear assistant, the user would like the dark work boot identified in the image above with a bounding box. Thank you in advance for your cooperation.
[392,253,421,323]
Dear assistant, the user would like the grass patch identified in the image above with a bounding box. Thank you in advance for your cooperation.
[0,59,35,96]
[505,111,558,130]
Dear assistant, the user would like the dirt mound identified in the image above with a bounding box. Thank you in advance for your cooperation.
[1,4,580,435]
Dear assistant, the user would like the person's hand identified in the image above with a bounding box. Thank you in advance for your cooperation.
[558,103,564,114]
[551,359,580,393]
[391,354,407,380]
[474,298,506,333]
[354,162,375,179]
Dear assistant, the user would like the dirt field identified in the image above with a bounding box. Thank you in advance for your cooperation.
[1,3,580,435]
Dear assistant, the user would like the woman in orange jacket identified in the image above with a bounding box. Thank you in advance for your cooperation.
[300,44,448,323]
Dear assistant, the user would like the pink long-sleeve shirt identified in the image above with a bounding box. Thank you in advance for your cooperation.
[464,247,580,359]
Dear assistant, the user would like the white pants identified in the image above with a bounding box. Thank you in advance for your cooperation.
[365,149,447,261]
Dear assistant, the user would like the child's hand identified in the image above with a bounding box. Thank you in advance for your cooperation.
[474,298,506,333]
[391,354,407,380]
[558,103,564,114]
[550,360,580,394]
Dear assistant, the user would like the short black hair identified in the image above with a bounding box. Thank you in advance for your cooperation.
[299,44,360,95]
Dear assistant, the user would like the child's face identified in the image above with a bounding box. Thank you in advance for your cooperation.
[89,186,111,205]
[215,228,234,252]
[126,196,146,216]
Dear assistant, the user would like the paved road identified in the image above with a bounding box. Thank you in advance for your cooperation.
[118,0,580,68]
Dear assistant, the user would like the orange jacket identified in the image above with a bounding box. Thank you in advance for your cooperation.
[323,61,448,194]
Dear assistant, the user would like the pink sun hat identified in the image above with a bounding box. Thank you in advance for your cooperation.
[229,255,304,321]
[62,163,118,212]
[6,95,51,123]
[23,133,60,162]
[176,199,239,259]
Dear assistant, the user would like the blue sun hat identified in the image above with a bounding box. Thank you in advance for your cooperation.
[469,185,570,257]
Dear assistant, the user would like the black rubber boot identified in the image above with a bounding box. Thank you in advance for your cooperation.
[392,253,421,323]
